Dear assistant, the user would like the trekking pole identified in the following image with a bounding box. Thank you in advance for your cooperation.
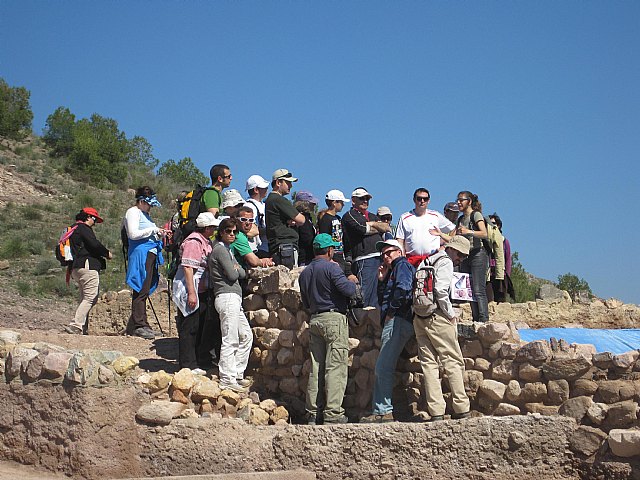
[167,279,172,336]
[147,297,165,336]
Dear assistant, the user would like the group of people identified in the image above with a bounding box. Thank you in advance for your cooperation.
[61,162,513,419]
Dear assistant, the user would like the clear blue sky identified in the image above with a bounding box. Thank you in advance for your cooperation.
[2,2,639,304]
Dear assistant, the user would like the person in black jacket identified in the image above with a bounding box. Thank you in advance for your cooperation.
[64,208,112,335]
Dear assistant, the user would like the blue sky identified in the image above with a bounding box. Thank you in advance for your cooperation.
[2,1,639,304]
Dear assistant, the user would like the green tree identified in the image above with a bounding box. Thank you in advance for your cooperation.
[43,106,76,157]
[127,135,159,169]
[157,157,208,187]
[509,251,543,303]
[0,78,33,140]
[557,273,592,299]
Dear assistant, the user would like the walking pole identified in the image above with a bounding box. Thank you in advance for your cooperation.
[147,297,165,336]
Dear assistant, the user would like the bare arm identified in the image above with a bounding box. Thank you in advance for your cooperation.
[182,266,198,309]
[243,252,274,268]
[206,207,220,217]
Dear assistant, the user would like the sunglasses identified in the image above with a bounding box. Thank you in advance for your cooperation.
[224,229,237,235]
[415,196,430,202]
[381,249,399,257]
[221,173,232,179]
[238,217,255,223]
[457,198,470,202]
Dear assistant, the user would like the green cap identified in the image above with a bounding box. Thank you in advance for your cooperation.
[313,233,339,249]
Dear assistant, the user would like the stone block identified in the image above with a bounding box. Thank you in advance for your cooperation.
[250,309,270,327]
[547,379,570,405]
[518,363,542,382]
[277,348,294,366]
[259,328,282,350]
[519,382,547,404]
[476,322,511,346]
[98,365,115,384]
[171,368,196,393]
[461,339,483,357]
[608,429,640,457]
[249,266,293,295]
[65,353,96,385]
[613,350,640,369]
[136,401,187,425]
[505,380,521,403]
[586,402,609,425]
[597,380,636,404]
[592,352,614,369]
[559,396,593,422]
[278,329,296,348]
[569,426,608,457]
[571,344,596,360]
[479,379,506,402]
[604,400,638,428]
[487,342,502,360]
[515,341,551,364]
[500,342,520,359]
[6,346,38,378]
[243,293,266,311]
[524,403,559,416]
[112,356,139,375]
[265,293,282,311]
[464,358,474,370]
[277,308,296,329]
[572,379,598,397]
[493,403,521,416]
[147,370,172,393]
[191,379,221,402]
[24,352,46,381]
[270,405,289,424]
[170,388,190,404]
[537,284,570,303]
[219,389,241,406]
[474,358,491,372]
[491,359,517,382]
[282,288,303,311]
[542,357,592,381]
[464,370,484,394]
[40,351,71,379]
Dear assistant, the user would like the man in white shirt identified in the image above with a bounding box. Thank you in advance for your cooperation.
[244,174,269,257]
[395,188,455,267]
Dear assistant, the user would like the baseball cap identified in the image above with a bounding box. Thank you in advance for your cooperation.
[221,189,244,209]
[196,212,220,228]
[375,239,403,253]
[294,191,319,204]
[444,202,459,212]
[245,174,269,191]
[445,236,471,255]
[82,207,103,223]
[351,187,371,198]
[313,233,340,249]
[271,169,298,182]
[377,206,392,216]
[325,189,350,202]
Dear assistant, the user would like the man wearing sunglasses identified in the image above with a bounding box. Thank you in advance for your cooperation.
[203,164,232,217]
[265,168,306,269]
[396,188,456,267]
[231,206,275,269]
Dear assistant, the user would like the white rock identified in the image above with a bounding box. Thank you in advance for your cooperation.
[608,429,640,457]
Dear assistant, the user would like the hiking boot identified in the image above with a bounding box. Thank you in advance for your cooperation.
[219,382,249,393]
[63,325,83,335]
[451,411,470,420]
[324,414,349,424]
[428,415,445,422]
[360,412,394,423]
[133,327,155,340]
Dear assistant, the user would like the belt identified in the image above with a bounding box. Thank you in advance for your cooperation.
[315,308,346,315]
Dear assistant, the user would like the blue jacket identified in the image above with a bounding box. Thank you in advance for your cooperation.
[126,238,164,294]
[377,256,415,323]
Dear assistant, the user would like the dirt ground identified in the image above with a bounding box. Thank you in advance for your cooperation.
[0,459,67,479]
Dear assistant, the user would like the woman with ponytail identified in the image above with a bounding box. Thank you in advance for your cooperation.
[454,191,489,322]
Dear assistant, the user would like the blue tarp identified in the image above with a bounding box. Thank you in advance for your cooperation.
[518,328,640,355]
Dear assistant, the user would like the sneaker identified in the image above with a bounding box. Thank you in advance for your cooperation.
[63,325,83,335]
[133,327,155,340]
[451,411,470,420]
[219,382,248,393]
[236,378,253,388]
[192,368,207,376]
[360,412,394,423]
[323,414,349,424]
[428,415,445,422]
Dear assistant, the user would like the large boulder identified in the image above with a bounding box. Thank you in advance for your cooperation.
[608,429,640,457]
[569,426,608,457]
[136,401,187,426]
[542,357,592,381]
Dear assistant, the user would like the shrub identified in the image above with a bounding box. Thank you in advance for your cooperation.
[15,280,31,296]
[0,237,28,259]
[509,252,543,303]
[36,276,75,297]
[33,258,58,275]
[22,204,43,221]
[557,273,592,300]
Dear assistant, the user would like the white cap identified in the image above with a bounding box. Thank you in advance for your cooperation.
[325,189,350,202]
[375,239,403,254]
[351,187,371,198]
[221,189,244,209]
[245,174,269,191]
[196,212,220,228]
[377,206,392,216]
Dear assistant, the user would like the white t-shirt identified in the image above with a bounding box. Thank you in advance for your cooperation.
[244,198,267,253]
[395,209,455,256]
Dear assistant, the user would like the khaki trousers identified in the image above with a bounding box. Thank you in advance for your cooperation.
[70,262,100,330]
[306,311,349,421]
[414,314,470,416]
